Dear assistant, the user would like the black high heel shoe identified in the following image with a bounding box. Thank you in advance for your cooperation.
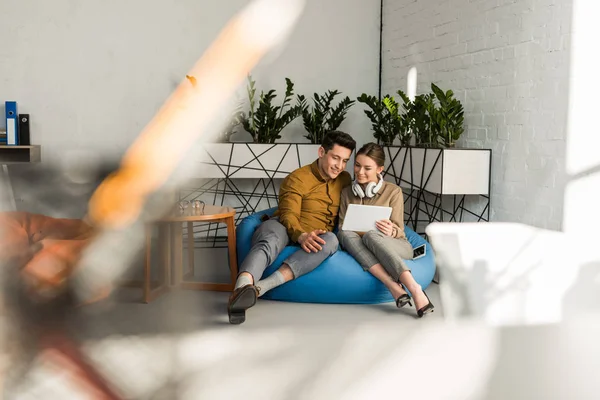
[395,293,412,308]
[416,290,434,318]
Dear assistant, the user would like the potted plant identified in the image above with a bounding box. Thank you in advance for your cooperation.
[198,76,325,181]
[408,93,437,148]
[405,84,465,148]
[299,90,355,144]
[357,93,411,146]
[430,83,464,148]
[239,75,304,144]
[373,83,489,231]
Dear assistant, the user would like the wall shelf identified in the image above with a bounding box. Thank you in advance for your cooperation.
[0,145,41,163]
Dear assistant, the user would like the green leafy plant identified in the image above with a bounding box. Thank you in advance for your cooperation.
[386,91,412,146]
[430,83,464,147]
[399,84,465,148]
[409,93,437,147]
[239,75,304,144]
[357,93,411,146]
[300,90,355,144]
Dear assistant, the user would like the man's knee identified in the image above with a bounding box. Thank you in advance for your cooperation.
[253,219,287,242]
[362,230,384,246]
[320,232,339,255]
[251,219,289,253]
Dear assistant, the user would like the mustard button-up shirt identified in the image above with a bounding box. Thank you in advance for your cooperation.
[274,160,352,242]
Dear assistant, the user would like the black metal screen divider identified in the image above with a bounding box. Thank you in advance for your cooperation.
[182,144,492,246]
[181,144,318,248]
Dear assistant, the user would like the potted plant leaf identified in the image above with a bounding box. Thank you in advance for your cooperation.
[387,91,412,146]
[300,90,355,144]
[357,92,411,146]
[406,93,438,148]
[239,75,304,144]
[430,83,464,147]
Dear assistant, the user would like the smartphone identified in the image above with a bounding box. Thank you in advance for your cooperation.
[413,244,426,259]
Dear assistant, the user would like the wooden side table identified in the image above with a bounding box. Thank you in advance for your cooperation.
[143,205,237,303]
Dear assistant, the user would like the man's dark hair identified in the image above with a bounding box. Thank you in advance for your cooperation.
[321,130,356,153]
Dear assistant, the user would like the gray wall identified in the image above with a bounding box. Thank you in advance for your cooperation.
[0,0,380,164]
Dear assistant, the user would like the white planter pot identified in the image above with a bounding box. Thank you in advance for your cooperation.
[382,146,491,195]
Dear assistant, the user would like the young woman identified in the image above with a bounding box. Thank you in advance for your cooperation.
[337,142,434,317]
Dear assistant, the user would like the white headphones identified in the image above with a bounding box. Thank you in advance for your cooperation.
[352,174,384,199]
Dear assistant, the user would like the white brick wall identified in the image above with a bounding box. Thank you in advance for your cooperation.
[382,0,572,230]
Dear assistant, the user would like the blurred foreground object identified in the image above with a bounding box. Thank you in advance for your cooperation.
[426,222,599,326]
[2,0,306,397]
[0,211,121,398]
[564,1,600,237]
[0,212,95,298]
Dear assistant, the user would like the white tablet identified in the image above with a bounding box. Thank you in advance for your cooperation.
[341,204,393,232]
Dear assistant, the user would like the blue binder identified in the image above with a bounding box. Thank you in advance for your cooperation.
[5,101,18,145]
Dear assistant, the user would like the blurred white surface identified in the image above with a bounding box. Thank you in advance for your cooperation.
[427,221,600,326]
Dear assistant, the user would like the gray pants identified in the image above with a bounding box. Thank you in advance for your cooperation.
[240,218,339,282]
[338,230,413,281]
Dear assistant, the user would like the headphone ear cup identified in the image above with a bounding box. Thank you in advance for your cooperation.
[364,182,377,198]
[352,182,365,198]
[372,174,384,195]
[364,175,384,198]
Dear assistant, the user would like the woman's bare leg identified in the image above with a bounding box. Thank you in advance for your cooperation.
[398,271,429,311]
[368,264,408,300]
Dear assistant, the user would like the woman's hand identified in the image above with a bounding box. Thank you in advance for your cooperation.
[375,219,395,237]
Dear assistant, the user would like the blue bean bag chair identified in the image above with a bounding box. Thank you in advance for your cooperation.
[235,207,436,304]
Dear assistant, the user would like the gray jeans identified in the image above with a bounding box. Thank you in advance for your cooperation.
[338,230,413,281]
[240,217,339,282]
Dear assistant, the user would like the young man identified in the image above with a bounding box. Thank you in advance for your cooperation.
[228,131,356,324]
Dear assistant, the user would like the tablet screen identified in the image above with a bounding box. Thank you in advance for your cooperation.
[341,204,393,232]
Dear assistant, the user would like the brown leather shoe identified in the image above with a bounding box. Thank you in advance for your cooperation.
[227,284,258,324]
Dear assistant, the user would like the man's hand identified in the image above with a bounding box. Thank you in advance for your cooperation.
[375,219,395,237]
[297,229,327,253]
